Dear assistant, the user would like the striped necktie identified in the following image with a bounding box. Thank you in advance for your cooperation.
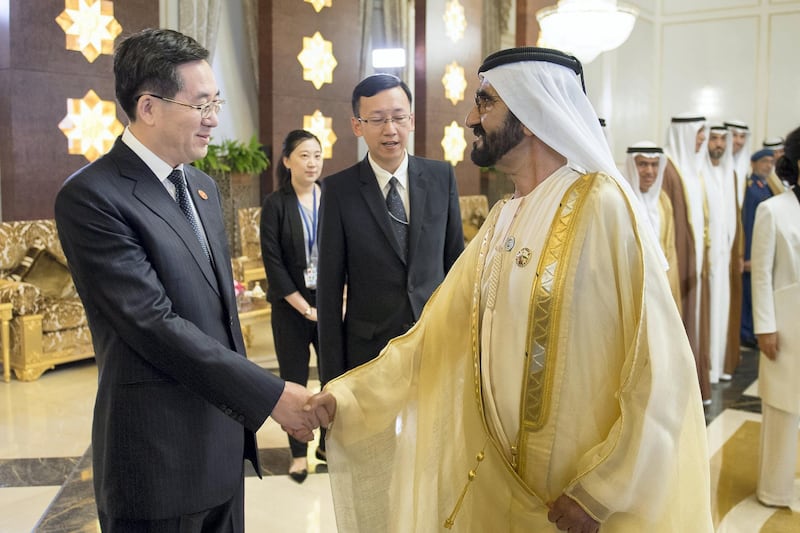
[167,169,212,262]
[386,177,408,259]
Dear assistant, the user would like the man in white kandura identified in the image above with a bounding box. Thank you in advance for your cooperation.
[623,142,681,308]
[309,47,713,533]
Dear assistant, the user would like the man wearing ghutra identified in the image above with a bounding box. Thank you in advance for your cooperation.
[309,47,712,532]
[623,142,681,308]
[663,113,710,401]
[702,126,739,382]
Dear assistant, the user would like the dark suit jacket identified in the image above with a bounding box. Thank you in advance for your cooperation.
[317,155,464,383]
[259,182,317,307]
[54,138,284,520]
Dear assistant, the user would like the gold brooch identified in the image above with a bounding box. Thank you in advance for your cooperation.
[198,190,209,200]
[515,247,532,267]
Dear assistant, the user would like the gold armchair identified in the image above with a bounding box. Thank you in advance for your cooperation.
[0,219,93,381]
[232,207,267,289]
[459,195,490,244]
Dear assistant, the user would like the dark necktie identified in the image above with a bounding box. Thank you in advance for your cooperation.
[386,177,408,259]
[167,169,212,262]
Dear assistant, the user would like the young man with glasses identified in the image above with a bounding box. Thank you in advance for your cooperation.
[316,74,464,460]
[55,28,324,532]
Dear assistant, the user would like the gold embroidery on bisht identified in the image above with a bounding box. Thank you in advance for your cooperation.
[471,204,505,409]
[516,173,597,474]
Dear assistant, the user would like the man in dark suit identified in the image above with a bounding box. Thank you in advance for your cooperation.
[316,74,464,417]
[54,29,325,533]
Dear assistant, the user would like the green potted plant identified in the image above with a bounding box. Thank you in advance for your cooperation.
[192,135,270,256]
[193,135,270,175]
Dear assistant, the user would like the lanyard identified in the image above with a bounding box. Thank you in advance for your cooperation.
[297,186,317,257]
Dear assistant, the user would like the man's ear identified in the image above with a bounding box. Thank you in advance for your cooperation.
[136,95,158,126]
[522,125,534,137]
[351,116,363,138]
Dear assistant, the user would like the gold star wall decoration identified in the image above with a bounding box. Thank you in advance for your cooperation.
[303,110,337,159]
[443,0,466,43]
[441,62,467,105]
[55,0,122,63]
[304,0,332,13]
[58,90,124,162]
[441,121,467,167]
[297,32,338,90]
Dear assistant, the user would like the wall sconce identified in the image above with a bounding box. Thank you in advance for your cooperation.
[303,110,337,159]
[55,0,122,63]
[441,121,467,167]
[372,48,406,69]
[304,0,332,13]
[441,62,466,105]
[297,31,338,90]
[58,89,124,162]
[443,0,466,43]
[536,0,637,64]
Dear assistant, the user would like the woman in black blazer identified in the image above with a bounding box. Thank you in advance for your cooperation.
[259,130,323,483]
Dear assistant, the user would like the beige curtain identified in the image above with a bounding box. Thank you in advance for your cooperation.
[179,0,222,60]
[358,0,373,80]
[482,0,512,57]
[359,0,411,81]
[242,0,259,88]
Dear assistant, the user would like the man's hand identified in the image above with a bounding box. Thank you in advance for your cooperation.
[757,332,779,361]
[305,390,337,429]
[270,382,318,442]
[547,494,599,533]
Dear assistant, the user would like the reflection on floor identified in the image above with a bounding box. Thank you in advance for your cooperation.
[1,329,798,531]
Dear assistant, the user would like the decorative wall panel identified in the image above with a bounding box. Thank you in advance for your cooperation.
[662,0,758,15]
[660,16,759,131]
[765,11,800,141]
[0,0,158,221]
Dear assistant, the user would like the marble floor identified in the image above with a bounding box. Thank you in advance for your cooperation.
[1,330,799,532]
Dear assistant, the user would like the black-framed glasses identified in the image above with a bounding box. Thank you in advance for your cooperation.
[474,93,500,114]
[138,94,225,119]
[357,115,412,128]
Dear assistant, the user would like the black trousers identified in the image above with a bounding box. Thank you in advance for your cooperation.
[98,477,244,533]
[270,297,319,458]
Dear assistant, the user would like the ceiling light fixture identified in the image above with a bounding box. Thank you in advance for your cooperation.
[536,0,637,64]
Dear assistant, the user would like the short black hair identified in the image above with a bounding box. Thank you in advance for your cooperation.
[114,28,209,121]
[775,125,800,186]
[351,74,412,117]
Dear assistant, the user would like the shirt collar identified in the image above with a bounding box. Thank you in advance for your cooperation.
[367,151,409,192]
[122,127,184,183]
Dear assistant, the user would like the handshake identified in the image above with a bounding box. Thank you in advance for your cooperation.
[271,382,337,442]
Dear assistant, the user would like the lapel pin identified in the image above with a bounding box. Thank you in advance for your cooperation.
[198,190,208,200]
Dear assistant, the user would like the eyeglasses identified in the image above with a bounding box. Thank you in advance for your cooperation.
[474,93,500,114]
[357,115,412,128]
[139,94,225,119]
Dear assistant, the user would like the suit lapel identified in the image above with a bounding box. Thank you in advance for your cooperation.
[358,158,407,264]
[407,156,428,263]
[120,149,220,297]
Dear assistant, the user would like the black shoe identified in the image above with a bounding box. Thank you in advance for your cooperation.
[289,469,308,484]
[315,447,327,462]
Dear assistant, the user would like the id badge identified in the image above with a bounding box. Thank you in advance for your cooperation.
[304,264,318,289]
